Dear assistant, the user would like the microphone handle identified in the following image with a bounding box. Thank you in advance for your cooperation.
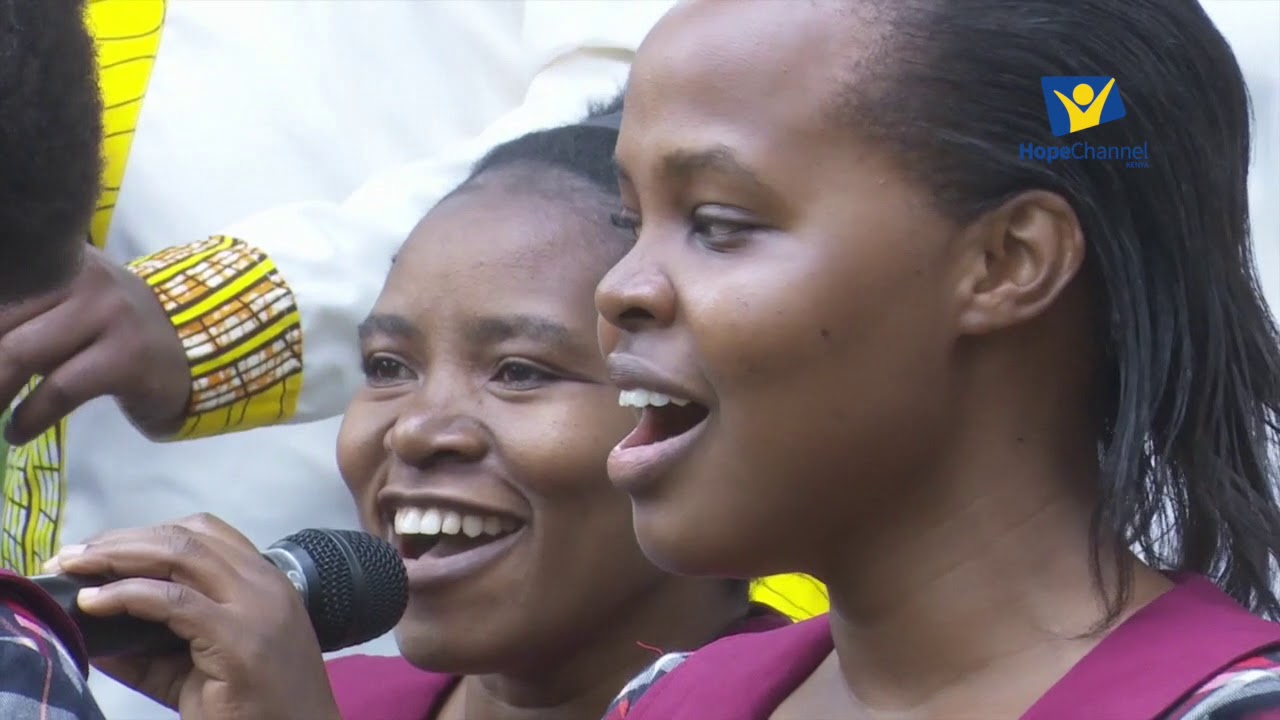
[34,574,187,657]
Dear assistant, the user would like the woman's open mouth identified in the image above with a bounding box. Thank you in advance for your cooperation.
[609,389,711,491]
[618,389,709,449]
[391,506,527,587]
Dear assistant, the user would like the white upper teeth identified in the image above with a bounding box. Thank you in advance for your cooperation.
[618,388,691,408]
[393,506,518,538]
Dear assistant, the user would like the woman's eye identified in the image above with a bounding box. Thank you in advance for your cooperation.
[362,355,414,386]
[494,360,557,390]
[610,209,641,238]
[691,207,756,251]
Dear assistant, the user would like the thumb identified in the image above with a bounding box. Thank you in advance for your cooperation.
[93,653,193,710]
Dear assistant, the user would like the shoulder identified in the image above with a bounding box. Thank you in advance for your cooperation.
[1165,648,1280,719]
[0,600,104,720]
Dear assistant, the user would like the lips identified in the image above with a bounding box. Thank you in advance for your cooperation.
[608,355,709,410]
[377,489,530,587]
[607,355,712,492]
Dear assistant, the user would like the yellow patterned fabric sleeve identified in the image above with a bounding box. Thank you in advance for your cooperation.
[1,390,66,575]
[751,573,830,620]
[127,236,304,440]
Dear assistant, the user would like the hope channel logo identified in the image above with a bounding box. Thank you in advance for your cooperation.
[1019,76,1150,168]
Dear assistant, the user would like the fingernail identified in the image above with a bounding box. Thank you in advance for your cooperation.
[54,544,87,566]
[57,544,87,558]
[40,557,62,574]
[76,587,100,607]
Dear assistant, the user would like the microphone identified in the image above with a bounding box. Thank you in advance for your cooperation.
[31,528,408,658]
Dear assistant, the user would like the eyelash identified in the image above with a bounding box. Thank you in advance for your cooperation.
[691,210,754,251]
[610,210,640,239]
[361,354,559,392]
[610,207,755,251]
[362,354,414,386]
[492,359,558,391]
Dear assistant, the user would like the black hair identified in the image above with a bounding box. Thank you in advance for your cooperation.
[461,93,625,202]
[837,0,1280,619]
[0,0,102,303]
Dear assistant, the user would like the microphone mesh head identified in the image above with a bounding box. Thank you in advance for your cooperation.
[281,529,408,651]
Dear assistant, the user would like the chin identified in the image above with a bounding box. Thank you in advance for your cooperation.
[394,623,507,675]
[632,500,752,578]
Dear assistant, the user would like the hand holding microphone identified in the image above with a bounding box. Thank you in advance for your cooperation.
[41,514,407,720]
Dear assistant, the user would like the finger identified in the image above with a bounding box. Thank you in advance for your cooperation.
[171,518,294,596]
[5,337,127,445]
[0,284,71,337]
[75,577,229,646]
[0,301,102,438]
[55,526,244,603]
[43,524,168,574]
[59,519,219,554]
[173,513,260,557]
[45,517,253,573]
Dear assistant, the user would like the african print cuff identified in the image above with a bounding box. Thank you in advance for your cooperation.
[128,236,303,439]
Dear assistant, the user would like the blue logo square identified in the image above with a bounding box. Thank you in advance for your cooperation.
[1041,76,1127,137]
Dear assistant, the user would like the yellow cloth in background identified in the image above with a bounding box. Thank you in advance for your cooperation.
[753,574,828,620]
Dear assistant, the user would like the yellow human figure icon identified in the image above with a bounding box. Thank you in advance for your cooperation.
[1054,78,1116,133]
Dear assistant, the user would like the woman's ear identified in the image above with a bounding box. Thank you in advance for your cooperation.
[952,190,1086,336]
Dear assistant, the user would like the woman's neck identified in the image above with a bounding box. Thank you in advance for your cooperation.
[812,425,1172,718]
[439,578,748,720]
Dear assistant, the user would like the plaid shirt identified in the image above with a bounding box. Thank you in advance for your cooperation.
[0,571,105,720]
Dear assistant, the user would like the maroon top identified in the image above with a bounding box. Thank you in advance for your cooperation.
[325,603,791,720]
[606,575,1280,720]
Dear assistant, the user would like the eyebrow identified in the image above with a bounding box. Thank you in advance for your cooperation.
[358,312,588,357]
[616,144,777,197]
[357,313,420,342]
[466,314,579,351]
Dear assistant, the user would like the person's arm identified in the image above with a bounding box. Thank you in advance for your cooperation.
[134,0,674,440]
[0,571,105,720]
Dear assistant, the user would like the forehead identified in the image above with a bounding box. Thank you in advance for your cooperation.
[380,188,619,322]
[620,1,860,166]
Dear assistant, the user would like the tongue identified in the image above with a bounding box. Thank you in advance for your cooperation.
[624,403,709,448]
[426,532,502,559]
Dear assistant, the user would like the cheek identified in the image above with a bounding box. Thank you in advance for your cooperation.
[690,247,952,480]
[502,394,636,499]
[498,398,659,599]
[336,399,394,528]
[690,232,948,395]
